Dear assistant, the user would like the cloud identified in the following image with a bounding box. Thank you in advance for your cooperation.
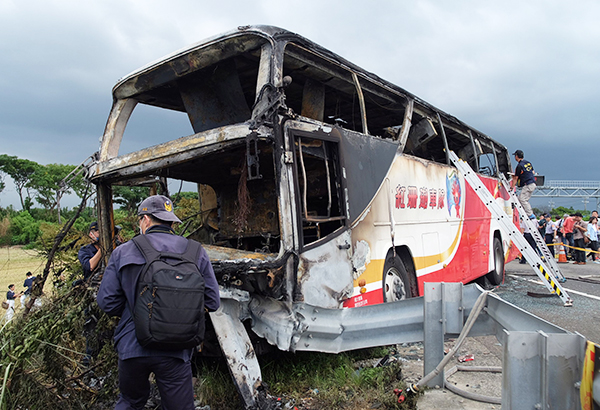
[0,0,598,209]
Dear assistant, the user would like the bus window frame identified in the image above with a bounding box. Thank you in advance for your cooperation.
[288,128,349,251]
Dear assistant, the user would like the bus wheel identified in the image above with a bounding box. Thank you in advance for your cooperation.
[486,237,504,285]
[382,255,415,302]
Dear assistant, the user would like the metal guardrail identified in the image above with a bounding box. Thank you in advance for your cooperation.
[422,283,586,409]
[217,283,590,408]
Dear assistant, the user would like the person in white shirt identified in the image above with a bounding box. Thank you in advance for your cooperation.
[587,216,599,263]
[544,214,557,257]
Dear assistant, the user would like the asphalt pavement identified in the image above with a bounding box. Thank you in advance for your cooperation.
[497,258,600,343]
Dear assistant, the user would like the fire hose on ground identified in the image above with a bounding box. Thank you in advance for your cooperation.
[406,290,502,404]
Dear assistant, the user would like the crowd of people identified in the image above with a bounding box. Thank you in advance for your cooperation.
[523,211,600,265]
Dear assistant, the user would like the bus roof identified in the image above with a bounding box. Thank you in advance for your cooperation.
[112,25,508,163]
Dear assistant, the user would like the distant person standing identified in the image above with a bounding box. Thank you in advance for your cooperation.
[544,214,557,257]
[78,222,102,281]
[587,216,599,263]
[562,214,575,260]
[538,215,547,237]
[519,216,540,264]
[5,284,22,322]
[572,212,588,265]
[510,150,537,219]
[556,214,566,248]
[20,271,35,308]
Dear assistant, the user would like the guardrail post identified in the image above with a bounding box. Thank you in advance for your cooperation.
[503,330,585,409]
[423,282,464,387]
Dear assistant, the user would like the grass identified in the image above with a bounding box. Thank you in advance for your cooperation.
[195,347,420,409]
[0,246,421,409]
[0,246,46,307]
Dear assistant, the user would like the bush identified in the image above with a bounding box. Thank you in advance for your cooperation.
[10,211,40,245]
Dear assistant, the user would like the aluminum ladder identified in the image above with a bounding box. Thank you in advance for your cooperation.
[497,172,566,282]
[448,150,573,306]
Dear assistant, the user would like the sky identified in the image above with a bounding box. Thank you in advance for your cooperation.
[1,0,599,210]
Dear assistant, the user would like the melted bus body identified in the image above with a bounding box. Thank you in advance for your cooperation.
[90,25,518,340]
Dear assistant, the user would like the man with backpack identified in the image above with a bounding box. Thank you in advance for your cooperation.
[97,195,220,410]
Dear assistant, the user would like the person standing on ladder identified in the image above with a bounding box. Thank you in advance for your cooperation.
[510,149,537,219]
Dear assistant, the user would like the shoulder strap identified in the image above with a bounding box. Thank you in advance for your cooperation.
[181,239,203,265]
[132,234,161,262]
[133,234,202,264]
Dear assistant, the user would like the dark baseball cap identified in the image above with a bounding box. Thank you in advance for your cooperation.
[89,221,99,232]
[512,149,524,158]
[137,195,181,223]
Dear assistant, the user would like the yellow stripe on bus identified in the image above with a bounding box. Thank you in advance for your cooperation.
[414,218,463,271]
[355,216,464,285]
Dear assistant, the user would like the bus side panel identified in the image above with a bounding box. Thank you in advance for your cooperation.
[345,156,517,307]
[347,155,469,305]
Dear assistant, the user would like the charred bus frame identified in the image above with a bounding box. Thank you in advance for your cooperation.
[88,25,515,406]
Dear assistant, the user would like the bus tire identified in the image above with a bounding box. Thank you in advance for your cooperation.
[486,237,504,285]
[382,254,415,302]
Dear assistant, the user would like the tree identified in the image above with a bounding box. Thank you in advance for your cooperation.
[29,163,76,210]
[0,154,40,210]
[553,206,575,217]
[113,186,150,215]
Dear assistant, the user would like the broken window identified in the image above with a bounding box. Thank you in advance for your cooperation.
[120,104,193,156]
[402,108,508,176]
[167,140,280,253]
[110,138,281,255]
[478,153,497,176]
[113,35,265,157]
[282,43,407,138]
[293,134,346,246]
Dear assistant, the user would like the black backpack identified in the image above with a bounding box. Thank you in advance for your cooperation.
[131,234,206,350]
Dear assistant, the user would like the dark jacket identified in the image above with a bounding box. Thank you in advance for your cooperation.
[97,228,220,361]
[23,276,35,295]
[78,243,99,280]
[515,159,535,187]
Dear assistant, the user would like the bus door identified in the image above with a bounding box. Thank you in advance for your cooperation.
[288,129,353,308]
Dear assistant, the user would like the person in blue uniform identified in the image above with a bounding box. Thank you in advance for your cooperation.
[20,271,35,308]
[510,149,537,219]
[5,284,22,321]
[97,195,220,410]
[78,221,102,281]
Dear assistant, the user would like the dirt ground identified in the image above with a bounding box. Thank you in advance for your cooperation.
[397,336,503,410]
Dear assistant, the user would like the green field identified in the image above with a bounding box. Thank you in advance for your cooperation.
[0,246,45,308]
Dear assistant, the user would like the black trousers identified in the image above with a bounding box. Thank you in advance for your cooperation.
[589,240,598,261]
[544,234,555,257]
[115,356,195,410]
[574,238,586,263]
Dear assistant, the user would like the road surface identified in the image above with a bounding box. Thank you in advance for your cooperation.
[497,259,600,343]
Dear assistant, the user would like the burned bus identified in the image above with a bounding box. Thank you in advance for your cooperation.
[89,25,519,406]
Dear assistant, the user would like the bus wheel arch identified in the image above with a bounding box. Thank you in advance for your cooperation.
[382,247,418,302]
[486,233,504,285]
